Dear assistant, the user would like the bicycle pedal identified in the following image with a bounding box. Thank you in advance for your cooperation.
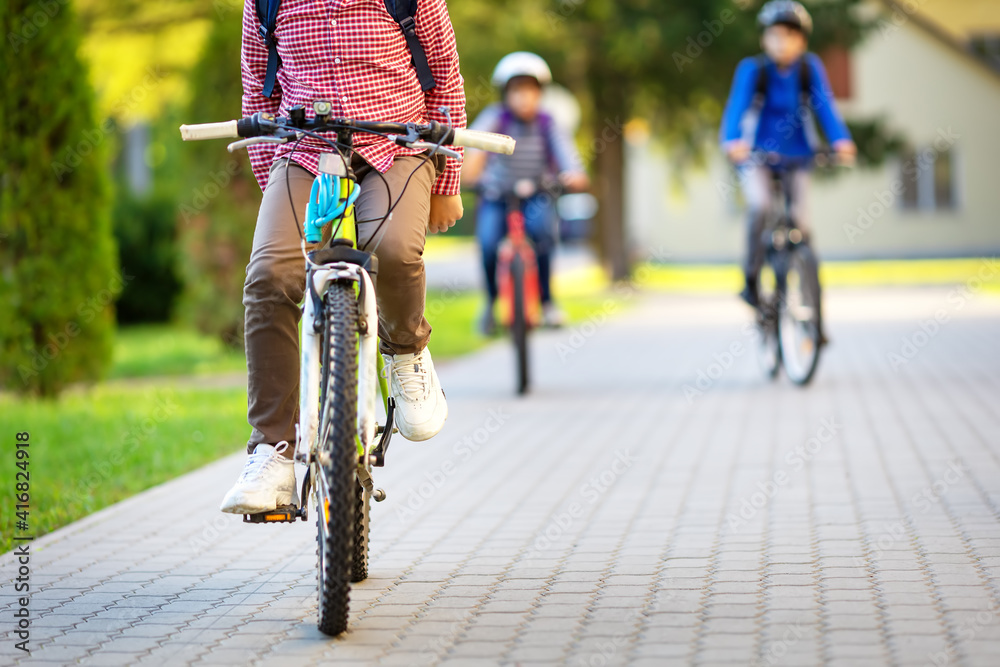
[243,504,305,524]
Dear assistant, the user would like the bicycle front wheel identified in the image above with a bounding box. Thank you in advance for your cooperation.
[779,244,822,386]
[315,281,359,636]
[510,253,530,395]
[351,478,369,582]
[755,263,781,380]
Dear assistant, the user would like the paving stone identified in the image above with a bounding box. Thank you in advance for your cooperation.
[82,651,150,665]
[19,645,95,661]
[95,636,164,652]
[44,631,108,647]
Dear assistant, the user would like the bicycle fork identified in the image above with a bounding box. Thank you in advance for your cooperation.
[294,262,387,500]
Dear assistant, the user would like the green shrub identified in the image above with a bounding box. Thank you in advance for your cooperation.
[112,187,182,323]
[0,1,119,397]
[109,110,186,324]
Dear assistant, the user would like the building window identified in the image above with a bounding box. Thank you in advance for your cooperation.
[820,46,852,99]
[969,34,1000,73]
[899,145,957,212]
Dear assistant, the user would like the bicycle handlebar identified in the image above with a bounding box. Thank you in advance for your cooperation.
[179,121,240,141]
[751,149,855,168]
[449,128,515,154]
[178,108,516,156]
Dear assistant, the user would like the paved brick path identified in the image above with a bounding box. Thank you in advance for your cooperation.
[2,286,999,666]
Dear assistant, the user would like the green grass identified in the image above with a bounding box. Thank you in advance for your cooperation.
[633,258,1000,293]
[423,234,478,258]
[425,289,489,359]
[0,384,247,554]
[110,325,246,379]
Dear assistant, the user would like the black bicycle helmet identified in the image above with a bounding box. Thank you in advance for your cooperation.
[757,1,813,36]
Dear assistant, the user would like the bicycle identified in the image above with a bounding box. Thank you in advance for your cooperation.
[478,178,569,395]
[495,180,552,395]
[748,151,848,386]
[179,101,514,636]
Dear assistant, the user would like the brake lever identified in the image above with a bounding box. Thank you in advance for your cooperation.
[226,135,294,153]
[409,141,461,160]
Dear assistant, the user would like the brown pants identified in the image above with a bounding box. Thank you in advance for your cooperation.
[243,155,440,454]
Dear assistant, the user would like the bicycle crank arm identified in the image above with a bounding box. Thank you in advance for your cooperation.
[369,398,396,467]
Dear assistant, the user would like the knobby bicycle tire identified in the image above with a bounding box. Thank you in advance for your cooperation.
[779,244,822,386]
[315,280,359,636]
[755,261,781,380]
[351,477,369,583]
[511,253,529,395]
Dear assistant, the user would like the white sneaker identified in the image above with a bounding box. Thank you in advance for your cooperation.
[220,442,299,514]
[383,348,448,442]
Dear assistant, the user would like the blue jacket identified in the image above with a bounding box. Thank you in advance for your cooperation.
[720,53,851,156]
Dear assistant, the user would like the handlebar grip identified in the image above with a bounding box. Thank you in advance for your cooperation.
[449,128,516,155]
[179,121,240,141]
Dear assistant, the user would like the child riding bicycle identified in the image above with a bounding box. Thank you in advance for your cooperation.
[221,0,467,515]
[720,1,856,308]
[461,52,590,335]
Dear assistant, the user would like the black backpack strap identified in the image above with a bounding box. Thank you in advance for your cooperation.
[256,0,281,97]
[536,111,559,172]
[384,0,436,91]
[798,55,812,105]
[496,106,512,136]
[799,55,824,149]
[755,54,813,107]
[753,54,769,103]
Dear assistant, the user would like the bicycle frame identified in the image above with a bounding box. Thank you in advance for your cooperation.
[498,200,541,328]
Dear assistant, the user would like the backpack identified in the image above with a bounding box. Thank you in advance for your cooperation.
[753,54,822,148]
[255,0,437,98]
[496,107,558,172]
[753,53,813,104]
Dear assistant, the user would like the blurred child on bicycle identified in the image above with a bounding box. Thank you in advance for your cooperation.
[462,52,590,334]
[720,1,856,307]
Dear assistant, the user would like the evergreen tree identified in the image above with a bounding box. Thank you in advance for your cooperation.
[1,0,119,397]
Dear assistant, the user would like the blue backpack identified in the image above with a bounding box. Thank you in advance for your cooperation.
[255,0,437,97]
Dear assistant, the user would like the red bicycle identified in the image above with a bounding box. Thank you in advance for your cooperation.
[496,188,542,395]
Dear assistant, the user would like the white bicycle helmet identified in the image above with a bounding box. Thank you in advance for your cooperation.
[758,1,813,36]
[491,52,552,88]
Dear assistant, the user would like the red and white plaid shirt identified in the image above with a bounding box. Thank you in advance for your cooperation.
[241,0,466,195]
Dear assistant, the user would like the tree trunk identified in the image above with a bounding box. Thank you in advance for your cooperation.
[594,123,630,281]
